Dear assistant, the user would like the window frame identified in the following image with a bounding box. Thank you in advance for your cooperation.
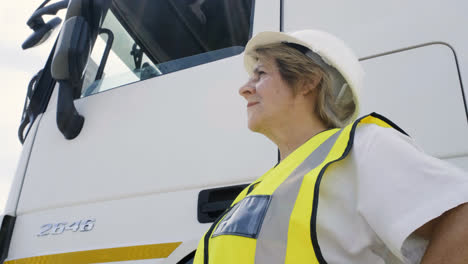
[80,0,257,97]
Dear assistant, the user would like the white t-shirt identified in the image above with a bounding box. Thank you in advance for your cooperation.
[317,123,468,264]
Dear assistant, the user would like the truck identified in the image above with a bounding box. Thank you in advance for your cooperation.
[1,0,467,263]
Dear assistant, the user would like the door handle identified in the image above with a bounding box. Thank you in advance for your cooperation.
[197,184,248,223]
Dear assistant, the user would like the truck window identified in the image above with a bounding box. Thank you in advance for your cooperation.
[81,0,254,97]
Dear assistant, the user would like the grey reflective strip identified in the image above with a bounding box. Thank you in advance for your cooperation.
[255,130,342,264]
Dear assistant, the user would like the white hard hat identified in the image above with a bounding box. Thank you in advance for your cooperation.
[243,30,364,122]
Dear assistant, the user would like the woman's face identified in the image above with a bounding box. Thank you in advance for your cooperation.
[239,57,297,133]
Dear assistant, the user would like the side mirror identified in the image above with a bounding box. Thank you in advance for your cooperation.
[22,0,69,50]
[51,16,88,139]
[51,0,111,139]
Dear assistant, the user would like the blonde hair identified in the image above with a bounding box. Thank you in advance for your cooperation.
[250,43,356,128]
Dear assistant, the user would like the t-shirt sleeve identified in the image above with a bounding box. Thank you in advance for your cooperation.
[353,124,468,262]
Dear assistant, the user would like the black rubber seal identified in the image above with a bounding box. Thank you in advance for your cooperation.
[0,215,16,264]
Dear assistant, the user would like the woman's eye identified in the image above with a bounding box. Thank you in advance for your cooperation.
[253,70,266,81]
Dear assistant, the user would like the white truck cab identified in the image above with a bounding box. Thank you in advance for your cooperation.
[1,0,467,263]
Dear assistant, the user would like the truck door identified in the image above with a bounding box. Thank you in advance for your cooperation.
[6,0,281,263]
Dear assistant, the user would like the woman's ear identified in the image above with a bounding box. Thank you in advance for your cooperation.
[301,73,323,96]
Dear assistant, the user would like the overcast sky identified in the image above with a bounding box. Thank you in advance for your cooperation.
[0,1,65,213]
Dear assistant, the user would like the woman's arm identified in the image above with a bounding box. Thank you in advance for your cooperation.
[417,202,468,264]
[354,125,468,262]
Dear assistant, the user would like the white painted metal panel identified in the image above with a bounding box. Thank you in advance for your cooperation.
[8,187,213,262]
[360,44,468,159]
[3,114,43,216]
[284,0,467,58]
[446,157,468,172]
[17,52,276,214]
[284,0,468,110]
[252,0,281,34]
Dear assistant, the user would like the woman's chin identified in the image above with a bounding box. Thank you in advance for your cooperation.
[247,119,264,133]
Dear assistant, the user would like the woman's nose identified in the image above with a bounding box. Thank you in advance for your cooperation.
[239,79,256,98]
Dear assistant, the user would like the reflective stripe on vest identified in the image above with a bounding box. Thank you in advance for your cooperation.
[193,113,407,264]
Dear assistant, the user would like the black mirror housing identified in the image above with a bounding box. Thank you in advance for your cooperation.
[22,17,62,50]
[22,0,69,50]
[50,0,111,140]
[51,16,91,83]
[51,16,90,140]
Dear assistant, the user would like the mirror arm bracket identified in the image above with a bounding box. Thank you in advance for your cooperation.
[56,81,84,139]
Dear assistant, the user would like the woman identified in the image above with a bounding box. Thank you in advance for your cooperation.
[193,30,468,264]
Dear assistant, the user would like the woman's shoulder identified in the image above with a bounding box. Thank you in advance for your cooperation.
[353,122,422,157]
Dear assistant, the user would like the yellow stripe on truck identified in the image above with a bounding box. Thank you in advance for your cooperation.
[5,242,182,264]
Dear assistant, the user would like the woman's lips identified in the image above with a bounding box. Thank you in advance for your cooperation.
[247,102,259,107]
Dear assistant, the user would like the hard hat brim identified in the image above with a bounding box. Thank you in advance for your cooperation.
[243,31,313,77]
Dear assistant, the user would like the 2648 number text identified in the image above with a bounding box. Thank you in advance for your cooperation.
[37,219,95,236]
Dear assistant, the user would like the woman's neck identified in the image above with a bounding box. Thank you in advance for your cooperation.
[266,115,328,162]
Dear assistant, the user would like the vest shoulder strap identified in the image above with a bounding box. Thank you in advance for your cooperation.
[310,112,408,263]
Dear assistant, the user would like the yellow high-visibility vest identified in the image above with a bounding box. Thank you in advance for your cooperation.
[194,113,407,264]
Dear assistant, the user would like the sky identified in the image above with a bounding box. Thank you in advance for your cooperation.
[0,1,65,213]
